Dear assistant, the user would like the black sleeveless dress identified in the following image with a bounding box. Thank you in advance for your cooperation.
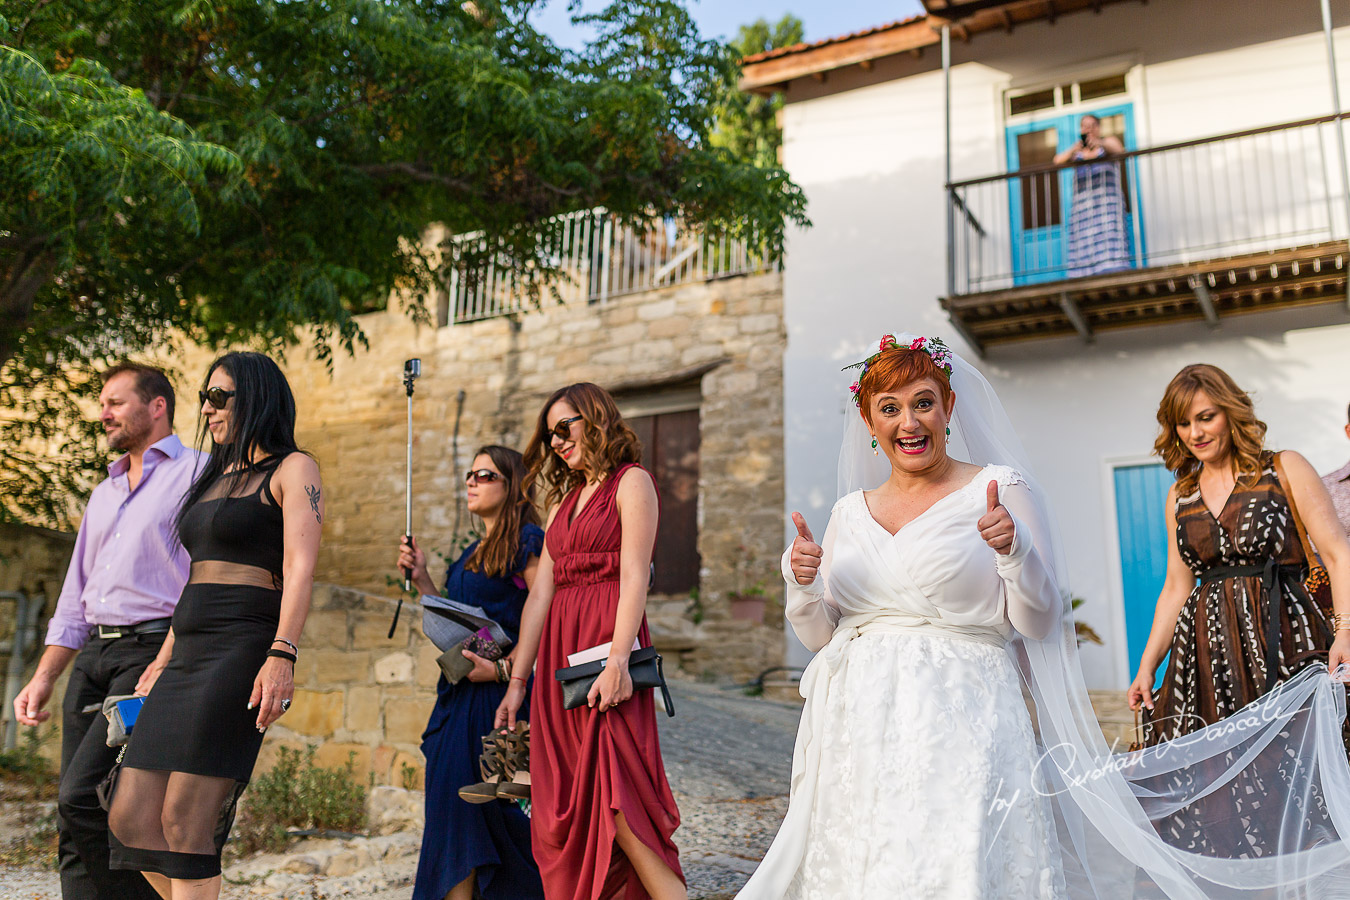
[109,457,288,880]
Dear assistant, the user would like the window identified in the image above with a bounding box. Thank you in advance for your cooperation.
[1009,87,1056,116]
[1016,128,1063,229]
[1078,74,1128,103]
[1006,72,1130,118]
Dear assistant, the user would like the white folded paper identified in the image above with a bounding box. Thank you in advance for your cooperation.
[567,637,641,667]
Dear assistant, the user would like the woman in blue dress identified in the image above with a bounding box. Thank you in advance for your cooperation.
[397,444,545,900]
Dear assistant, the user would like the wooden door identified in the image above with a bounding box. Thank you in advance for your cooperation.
[628,409,700,594]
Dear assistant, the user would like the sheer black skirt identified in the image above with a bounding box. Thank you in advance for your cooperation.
[109,577,280,879]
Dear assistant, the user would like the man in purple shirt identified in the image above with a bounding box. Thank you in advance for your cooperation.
[14,363,202,900]
[1324,402,1350,536]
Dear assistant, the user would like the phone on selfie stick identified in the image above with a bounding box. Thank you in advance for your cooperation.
[389,358,421,639]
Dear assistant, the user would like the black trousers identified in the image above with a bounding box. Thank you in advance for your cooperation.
[58,633,165,900]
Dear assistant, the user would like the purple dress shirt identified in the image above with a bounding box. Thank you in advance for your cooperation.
[1324,459,1350,537]
[45,434,206,651]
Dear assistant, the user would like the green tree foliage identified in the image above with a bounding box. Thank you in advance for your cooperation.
[0,0,808,526]
[712,14,805,168]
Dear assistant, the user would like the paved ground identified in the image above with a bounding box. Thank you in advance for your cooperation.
[0,680,803,900]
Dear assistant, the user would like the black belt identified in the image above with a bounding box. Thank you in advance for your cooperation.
[89,617,172,641]
[1198,560,1322,692]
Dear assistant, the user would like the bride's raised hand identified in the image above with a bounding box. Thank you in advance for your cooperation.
[978,481,1015,555]
[789,512,823,585]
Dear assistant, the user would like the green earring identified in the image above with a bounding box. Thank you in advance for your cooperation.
[946,426,951,436]
[871,436,878,456]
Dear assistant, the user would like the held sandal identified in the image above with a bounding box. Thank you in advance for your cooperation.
[496,721,531,801]
[458,730,511,804]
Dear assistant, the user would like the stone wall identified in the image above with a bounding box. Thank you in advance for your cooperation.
[259,584,439,787]
[171,271,789,685]
[0,523,75,759]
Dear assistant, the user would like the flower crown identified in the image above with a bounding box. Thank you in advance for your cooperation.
[844,334,955,406]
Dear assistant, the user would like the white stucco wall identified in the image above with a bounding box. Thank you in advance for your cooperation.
[779,0,1350,686]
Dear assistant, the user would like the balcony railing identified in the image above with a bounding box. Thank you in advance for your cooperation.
[443,210,777,324]
[947,113,1350,298]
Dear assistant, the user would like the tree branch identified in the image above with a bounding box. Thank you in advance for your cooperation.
[355,162,481,194]
[12,0,55,49]
[294,84,416,128]
[164,38,212,115]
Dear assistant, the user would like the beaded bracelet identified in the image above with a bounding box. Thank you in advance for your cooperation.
[267,648,297,664]
[493,659,508,683]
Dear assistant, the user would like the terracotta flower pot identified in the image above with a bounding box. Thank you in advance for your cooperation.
[729,595,766,623]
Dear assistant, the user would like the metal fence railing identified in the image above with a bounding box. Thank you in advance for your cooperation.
[947,114,1350,296]
[1,591,42,750]
[442,210,777,324]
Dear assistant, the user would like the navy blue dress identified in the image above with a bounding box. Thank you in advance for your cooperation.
[412,524,546,900]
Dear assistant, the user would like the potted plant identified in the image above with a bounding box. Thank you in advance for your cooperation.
[1071,597,1103,646]
[728,544,771,623]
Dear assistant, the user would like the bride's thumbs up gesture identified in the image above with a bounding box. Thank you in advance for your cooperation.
[978,480,1015,555]
[789,512,823,585]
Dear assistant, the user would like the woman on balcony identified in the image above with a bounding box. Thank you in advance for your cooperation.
[1054,113,1131,277]
[1127,364,1350,745]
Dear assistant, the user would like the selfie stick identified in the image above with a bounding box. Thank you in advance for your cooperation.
[389,358,421,638]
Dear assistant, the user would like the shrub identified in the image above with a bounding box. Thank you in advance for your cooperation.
[232,745,366,855]
[0,729,57,797]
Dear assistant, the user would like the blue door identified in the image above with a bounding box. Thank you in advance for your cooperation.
[1006,104,1143,284]
[1113,463,1174,683]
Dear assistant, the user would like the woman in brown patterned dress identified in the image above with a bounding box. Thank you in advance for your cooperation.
[1127,364,1350,746]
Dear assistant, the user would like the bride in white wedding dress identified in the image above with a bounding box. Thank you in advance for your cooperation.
[739,334,1350,900]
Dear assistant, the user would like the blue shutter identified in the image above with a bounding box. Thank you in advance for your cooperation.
[1113,463,1174,681]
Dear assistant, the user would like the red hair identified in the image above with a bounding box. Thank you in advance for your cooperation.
[856,348,953,423]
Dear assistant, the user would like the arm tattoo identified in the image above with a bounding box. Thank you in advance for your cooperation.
[305,484,322,523]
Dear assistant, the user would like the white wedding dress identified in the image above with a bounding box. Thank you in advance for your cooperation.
[738,465,1068,899]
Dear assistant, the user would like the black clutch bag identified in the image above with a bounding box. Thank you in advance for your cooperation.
[554,646,675,717]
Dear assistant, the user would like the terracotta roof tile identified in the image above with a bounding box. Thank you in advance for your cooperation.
[740,15,928,65]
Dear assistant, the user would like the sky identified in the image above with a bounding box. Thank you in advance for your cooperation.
[529,0,926,49]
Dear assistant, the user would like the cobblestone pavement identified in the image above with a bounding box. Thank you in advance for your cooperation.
[0,680,802,900]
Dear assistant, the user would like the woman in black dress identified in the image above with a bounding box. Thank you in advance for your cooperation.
[397,445,545,900]
[108,352,322,899]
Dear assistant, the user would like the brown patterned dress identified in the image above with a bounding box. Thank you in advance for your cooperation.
[1131,452,1346,862]
[1142,451,1333,746]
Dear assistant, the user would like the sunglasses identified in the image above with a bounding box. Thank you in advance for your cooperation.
[199,387,236,410]
[465,469,503,485]
[551,415,583,441]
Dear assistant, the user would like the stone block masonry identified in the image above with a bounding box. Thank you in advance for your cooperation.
[257,584,440,787]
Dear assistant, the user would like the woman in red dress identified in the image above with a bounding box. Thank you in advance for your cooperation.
[497,382,685,900]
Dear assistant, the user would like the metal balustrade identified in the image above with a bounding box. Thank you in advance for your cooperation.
[443,210,777,324]
[947,114,1350,297]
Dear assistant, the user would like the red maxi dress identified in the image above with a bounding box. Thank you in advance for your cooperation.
[533,463,684,900]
